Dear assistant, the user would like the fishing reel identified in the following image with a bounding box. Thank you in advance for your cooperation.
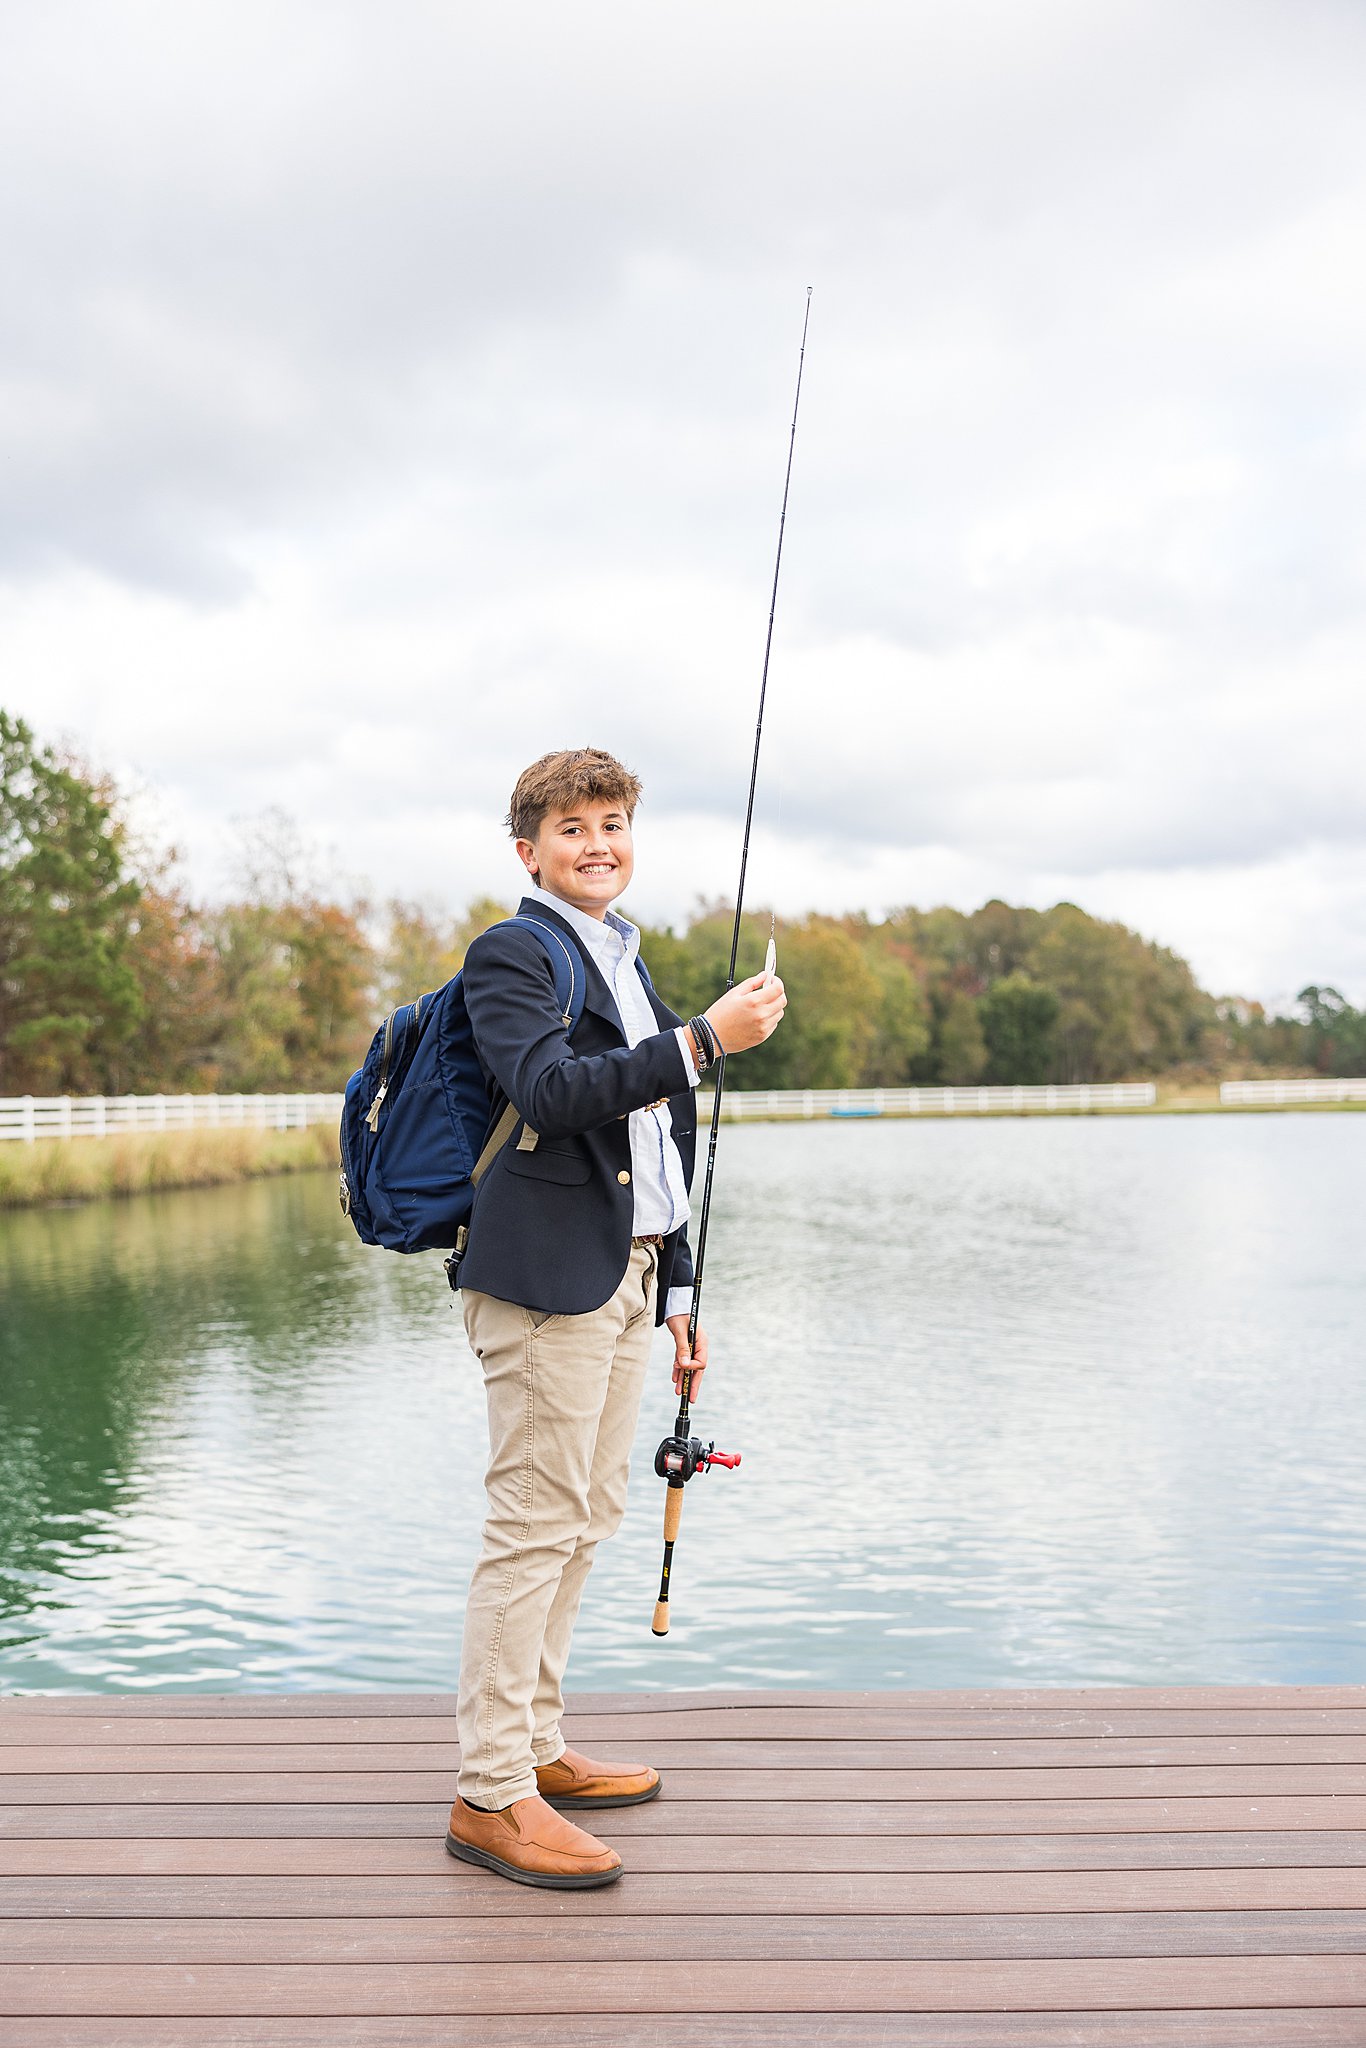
[654,1433,742,1484]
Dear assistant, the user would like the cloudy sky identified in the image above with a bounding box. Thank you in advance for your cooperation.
[3,0,1364,1006]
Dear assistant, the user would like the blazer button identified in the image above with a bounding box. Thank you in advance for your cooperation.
[617,1169,631,1185]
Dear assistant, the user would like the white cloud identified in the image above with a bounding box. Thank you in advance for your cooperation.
[3,0,1366,1004]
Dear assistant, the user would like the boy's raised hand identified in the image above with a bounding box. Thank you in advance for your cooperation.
[704,972,786,1053]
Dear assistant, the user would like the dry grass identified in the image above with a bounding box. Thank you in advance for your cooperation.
[1152,1081,1224,1111]
[0,1123,340,1209]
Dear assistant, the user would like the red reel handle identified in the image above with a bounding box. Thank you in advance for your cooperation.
[703,1449,742,1469]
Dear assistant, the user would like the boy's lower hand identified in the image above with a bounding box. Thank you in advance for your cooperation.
[666,1316,708,1402]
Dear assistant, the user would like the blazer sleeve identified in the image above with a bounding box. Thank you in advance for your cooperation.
[463,923,692,1141]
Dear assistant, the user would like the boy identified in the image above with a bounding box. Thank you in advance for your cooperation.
[444,747,786,1888]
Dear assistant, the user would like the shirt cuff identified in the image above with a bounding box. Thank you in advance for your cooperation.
[673,1024,701,1088]
[664,1286,693,1322]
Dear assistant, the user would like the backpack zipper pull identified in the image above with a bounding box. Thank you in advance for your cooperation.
[365,1009,399,1131]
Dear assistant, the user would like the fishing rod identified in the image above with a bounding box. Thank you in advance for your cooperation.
[652,286,813,1636]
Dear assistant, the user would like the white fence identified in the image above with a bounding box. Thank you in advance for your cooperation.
[698,1082,1157,1119]
[2,1081,1157,1142]
[0,1094,344,1142]
[7,1077,1360,1141]
[1220,1077,1366,1106]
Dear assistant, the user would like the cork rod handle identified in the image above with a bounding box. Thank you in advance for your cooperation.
[651,1485,685,1636]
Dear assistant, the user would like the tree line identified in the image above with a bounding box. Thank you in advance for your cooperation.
[3,709,1363,1096]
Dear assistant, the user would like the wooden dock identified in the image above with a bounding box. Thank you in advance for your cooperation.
[3,1684,1366,2044]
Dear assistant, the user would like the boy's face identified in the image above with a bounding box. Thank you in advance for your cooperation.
[517,797,634,919]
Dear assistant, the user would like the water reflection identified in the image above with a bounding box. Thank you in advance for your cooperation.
[1,1114,1363,1693]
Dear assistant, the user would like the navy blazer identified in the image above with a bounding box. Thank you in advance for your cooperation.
[457,897,697,1323]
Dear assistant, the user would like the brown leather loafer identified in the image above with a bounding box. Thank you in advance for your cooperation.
[444,1792,623,1889]
[535,1743,662,1810]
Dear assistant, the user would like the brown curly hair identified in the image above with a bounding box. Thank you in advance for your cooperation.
[505,747,644,843]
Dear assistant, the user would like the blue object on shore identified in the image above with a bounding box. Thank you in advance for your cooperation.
[830,1107,881,1118]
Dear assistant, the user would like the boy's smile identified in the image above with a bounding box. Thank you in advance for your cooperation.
[517,798,634,920]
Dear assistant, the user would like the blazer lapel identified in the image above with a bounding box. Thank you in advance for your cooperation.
[644,979,682,1032]
[514,896,626,1041]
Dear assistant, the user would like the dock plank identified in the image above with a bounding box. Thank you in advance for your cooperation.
[7,1763,1366,1803]
[0,2016,1364,2047]
[10,1734,1366,1771]
[8,1683,1366,1712]
[6,1709,1366,1742]
[6,1867,1366,1914]
[6,1794,1366,1837]
[5,1828,1366,1875]
[3,1953,1366,2013]
[6,1908,1366,1962]
[7,1875,1366,1916]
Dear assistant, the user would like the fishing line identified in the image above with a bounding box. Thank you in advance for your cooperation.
[684,286,811,1357]
[763,695,790,981]
[651,287,813,1635]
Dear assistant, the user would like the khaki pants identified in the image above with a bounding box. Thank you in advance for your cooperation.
[456,1241,659,1807]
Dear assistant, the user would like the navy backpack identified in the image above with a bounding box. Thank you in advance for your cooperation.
[338,916,586,1258]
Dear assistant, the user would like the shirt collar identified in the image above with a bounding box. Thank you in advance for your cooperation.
[526,880,639,964]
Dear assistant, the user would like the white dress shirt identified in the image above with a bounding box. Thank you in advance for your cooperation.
[526,882,699,1322]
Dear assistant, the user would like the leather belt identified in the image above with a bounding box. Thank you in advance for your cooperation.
[631,1233,665,1247]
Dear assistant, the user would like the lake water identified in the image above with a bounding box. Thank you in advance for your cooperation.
[1,1113,1363,1697]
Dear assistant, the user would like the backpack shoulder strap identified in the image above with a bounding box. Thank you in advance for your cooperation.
[468,916,587,1179]
[502,915,588,1032]
[470,1098,520,1187]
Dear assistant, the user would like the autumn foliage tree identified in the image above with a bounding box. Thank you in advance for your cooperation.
[2,709,1361,1096]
